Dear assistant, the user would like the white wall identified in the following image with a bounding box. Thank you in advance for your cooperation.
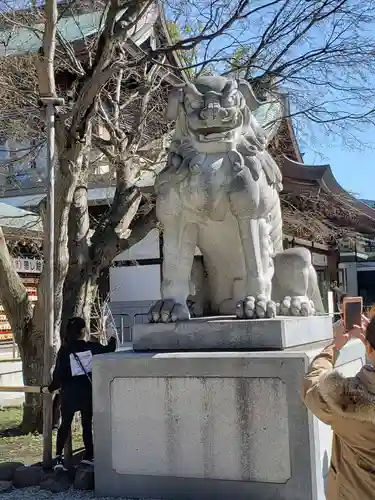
[115,229,160,261]
[109,230,202,305]
[110,229,161,303]
[114,229,202,262]
[110,265,161,302]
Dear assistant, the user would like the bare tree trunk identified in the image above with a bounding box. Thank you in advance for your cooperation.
[62,270,97,333]
[62,189,156,337]
[61,147,93,333]
[19,305,45,433]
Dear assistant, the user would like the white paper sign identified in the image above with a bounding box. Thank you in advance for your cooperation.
[69,351,93,377]
[13,258,43,274]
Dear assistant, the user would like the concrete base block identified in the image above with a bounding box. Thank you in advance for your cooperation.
[93,338,365,500]
[132,315,333,351]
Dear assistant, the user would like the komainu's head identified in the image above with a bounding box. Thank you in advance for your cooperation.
[166,76,260,149]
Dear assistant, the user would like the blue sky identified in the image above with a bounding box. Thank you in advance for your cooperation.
[304,127,374,201]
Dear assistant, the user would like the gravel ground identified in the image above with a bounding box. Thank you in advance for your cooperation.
[1,487,155,500]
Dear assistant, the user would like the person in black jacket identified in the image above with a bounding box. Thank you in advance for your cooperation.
[41,316,117,471]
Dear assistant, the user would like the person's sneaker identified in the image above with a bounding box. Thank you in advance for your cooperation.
[53,456,67,472]
[81,455,94,466]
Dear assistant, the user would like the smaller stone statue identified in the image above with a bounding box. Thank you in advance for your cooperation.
[149,76,324,323]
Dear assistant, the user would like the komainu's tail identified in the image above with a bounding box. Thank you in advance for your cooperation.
[307,265,325,314]
[268,199,283,255]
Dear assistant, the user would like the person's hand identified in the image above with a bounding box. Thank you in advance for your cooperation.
[108,335,117,345]
[333,320,350,351]
[106,325,117,340]
[333,315,369,350]
[362,314,370,328]
[40,386,50,394]
[351,314,370,345]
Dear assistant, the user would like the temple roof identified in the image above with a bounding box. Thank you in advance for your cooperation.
[265,93,375,239]
[0,6,158,57]
[281,156,375,234]
[1,187,117,209]
[0,12,101,56]
[0,201,42,240]
[361,199,375,209]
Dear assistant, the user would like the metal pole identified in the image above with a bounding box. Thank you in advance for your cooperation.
[40,96,64,469]
[120,316,124,344]
[42,100,55,468]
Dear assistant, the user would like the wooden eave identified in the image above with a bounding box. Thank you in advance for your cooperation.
[281,156,375,234]
[2,227,43,242]
[278,94,303,164]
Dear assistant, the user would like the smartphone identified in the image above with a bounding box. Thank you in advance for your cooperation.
[343,296,363,331]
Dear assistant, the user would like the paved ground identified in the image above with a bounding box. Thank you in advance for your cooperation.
[2,487,155,499]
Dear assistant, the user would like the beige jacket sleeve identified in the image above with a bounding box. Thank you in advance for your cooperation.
[301,343,337,425]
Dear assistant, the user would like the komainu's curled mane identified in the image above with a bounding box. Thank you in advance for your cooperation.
[157,78,283,195]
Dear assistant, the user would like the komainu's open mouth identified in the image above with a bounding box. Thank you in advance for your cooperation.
[192,126,234,135]
[200,133,231,142]
[188,124,238,142]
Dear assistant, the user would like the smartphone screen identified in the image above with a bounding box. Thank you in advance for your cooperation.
[343,297,363,331]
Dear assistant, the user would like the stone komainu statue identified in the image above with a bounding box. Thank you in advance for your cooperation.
[149,76,324,323]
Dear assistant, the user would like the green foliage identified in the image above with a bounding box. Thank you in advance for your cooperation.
[0,406,83,465]
[166,22,198,78]
[228,46,252,76]
[166,21,181,43]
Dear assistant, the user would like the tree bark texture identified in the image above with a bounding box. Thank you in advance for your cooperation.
[61,147,95,334]
[19,308,45,433]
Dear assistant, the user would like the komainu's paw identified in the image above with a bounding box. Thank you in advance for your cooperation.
[279,296,316,317]
[148,299,190,323]
[236,294,277,319]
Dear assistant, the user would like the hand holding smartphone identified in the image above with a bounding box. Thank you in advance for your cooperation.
[343,296,363,332]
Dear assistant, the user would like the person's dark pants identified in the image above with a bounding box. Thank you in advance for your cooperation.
[56,402,93,458]
[52,393,61,429]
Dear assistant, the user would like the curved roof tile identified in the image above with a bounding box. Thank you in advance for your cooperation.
[282,155,375,225]
[0,201,41,231]
[0,4,158,56]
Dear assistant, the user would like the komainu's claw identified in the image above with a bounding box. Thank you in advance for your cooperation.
[279,296,315,317]
[148,299,190,323]
[236,295,277,319]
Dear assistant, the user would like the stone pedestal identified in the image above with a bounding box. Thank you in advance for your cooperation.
[133,315,333,351]
[93,318,365,500]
